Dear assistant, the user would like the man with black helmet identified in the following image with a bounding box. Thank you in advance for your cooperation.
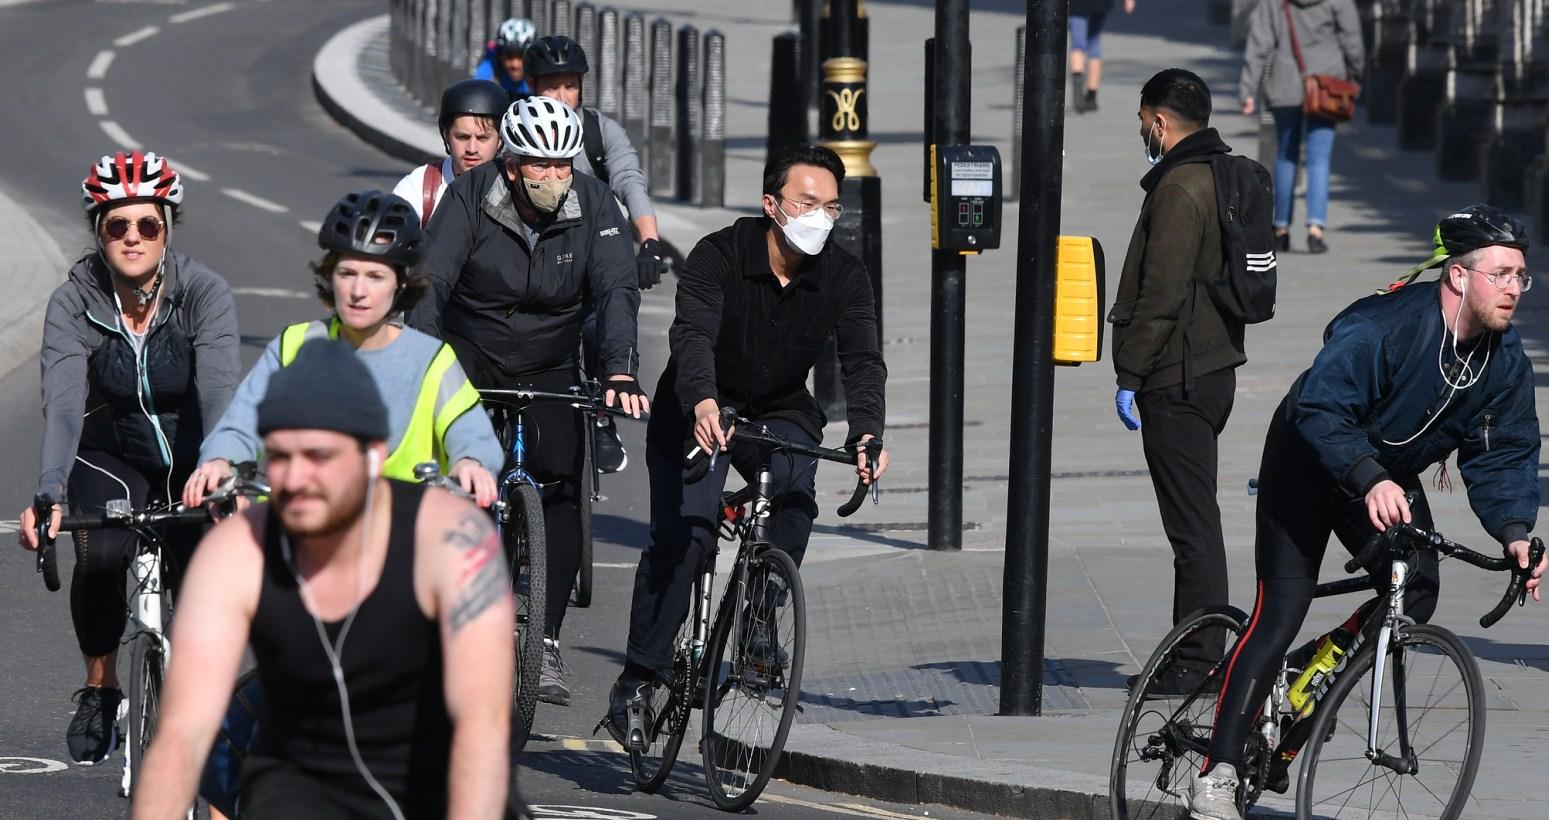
[1185,204,1548,820]
[409,97,645,707]
[394,79,510,226]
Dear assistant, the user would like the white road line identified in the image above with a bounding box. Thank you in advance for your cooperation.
[760,794,903,818]
[86,50,115,80]
[98,120,141,149]
[114,25,160,47]
[231,287,314,299]
[84,88,108,116]
[298,220,322,233]
[592,561,638,569]
[169,2,234,23]
[221,188,289,214]
[168,159,210,182]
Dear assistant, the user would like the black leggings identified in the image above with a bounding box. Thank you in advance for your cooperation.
[66,450,198,658]
[1203,425,1440,770]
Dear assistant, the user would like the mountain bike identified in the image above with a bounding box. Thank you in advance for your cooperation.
[1110,502,1543,820]
[33,468,268,806]
[478,382,640,749]
[625,408,881,811]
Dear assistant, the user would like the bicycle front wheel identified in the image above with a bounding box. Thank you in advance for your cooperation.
[126,631,165,796]
[1110,605,1250,820]
[575,446,594,609]
[701,546,805,811]
[630,614,694,792]
[1296,623,1485,820]
[507,482,547,752]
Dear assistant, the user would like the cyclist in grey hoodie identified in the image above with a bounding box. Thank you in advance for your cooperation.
[17,150,240,766]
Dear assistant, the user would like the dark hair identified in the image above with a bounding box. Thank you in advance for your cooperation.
[762,144,846,198]
[309,251,428,315]
[1139,68,1212,128]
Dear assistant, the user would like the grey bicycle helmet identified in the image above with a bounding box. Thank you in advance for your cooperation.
[317,190,423,267]
[496,18,536,53]
[523,35,589,78]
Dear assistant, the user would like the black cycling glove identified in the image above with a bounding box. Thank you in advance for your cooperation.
[605,377,650,405]
[635,238,666,290]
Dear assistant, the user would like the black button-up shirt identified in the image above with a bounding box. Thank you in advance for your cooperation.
[655,216,886,444]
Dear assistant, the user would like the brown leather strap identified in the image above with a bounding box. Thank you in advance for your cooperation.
[420,161,443,227]
[1282,0,1308,75]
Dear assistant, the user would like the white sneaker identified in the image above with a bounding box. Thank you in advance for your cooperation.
[1187,762,1243,820]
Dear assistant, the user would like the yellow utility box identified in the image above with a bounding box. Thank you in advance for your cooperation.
[1053,236,1105,365]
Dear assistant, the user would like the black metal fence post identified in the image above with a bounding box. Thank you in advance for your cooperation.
[623,13,649,158]
[675,25,702,203]
[598,7,622,120]
[767,32,808,158]
[576,3,598,104]
[701,30,726,208]
[649,19,675,197]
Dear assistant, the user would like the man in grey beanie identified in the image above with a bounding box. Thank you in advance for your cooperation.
[135,340,520,819]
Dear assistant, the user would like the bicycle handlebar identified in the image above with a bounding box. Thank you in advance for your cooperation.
[477,385,645,420]
[683,408,881,518]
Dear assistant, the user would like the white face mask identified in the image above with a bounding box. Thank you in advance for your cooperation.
[774,199,835,255]
[1144,120,1164,166]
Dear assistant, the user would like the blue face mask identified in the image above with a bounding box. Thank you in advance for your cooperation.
[1144,120,1164,165]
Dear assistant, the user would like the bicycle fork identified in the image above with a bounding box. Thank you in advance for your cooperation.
[122,545,165,797]
[1366,559,1418,775]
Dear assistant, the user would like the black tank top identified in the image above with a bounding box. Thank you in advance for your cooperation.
[248,480,452,817]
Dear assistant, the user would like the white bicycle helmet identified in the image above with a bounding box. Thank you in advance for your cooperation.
[81,150,184,214]
[500,97,584,159]
[497,17,536,52]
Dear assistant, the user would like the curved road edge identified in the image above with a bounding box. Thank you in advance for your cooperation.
[312,15,441,167]
[0,186,68,381]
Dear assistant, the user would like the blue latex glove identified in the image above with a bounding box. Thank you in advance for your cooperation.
[1116,389,1141,430]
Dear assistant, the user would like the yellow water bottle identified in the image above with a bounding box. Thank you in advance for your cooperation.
[1287,630,1351,717]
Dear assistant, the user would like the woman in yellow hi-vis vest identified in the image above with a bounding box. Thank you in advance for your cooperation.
[183,191,502,509]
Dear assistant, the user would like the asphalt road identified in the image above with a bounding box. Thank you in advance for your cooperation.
[0,2,984,818]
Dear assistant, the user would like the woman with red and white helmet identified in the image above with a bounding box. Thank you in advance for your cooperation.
[17,150,240,766]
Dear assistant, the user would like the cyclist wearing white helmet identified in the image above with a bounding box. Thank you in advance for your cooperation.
[474,17,536,99]
[410,97,645,708]
[17,150,240,766]
[393,79,510,226]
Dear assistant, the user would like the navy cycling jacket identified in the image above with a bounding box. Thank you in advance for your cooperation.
[1278,279,1539,546]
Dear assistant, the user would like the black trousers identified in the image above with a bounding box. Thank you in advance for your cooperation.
[1203,417,1439,769]
[1136,367,1236,667]
[624,413,818,675]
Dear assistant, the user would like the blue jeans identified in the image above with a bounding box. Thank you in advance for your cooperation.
[1271,107,1336,230]
[1069,13,1108,59]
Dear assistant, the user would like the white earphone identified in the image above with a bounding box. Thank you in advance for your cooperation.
[368,449,381,479]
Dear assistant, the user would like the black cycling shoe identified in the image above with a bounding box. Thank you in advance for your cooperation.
[1126,664,1221,700]
[599,676,654,752]
[67,686,122,765]
[594,416,627,474]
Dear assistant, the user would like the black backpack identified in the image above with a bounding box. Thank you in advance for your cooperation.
[1204,153,1276,324]
[581,108,610,185]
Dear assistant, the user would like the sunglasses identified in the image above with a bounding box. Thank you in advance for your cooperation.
[102,216,166,242]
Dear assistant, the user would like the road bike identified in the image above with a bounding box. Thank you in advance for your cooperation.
[33,468,268,807]
[477,381,640,749]
[624,408,881,811]
[1110,496,1542,820]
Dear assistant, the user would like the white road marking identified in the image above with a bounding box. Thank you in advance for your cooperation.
[113,25,160,47]
[299,220,322,233]
[169,1,233,23]
[530,807,657,819]
[591,561,637,569]
[221,188,289,214]
[231,287,313,299]
[98,120,142,149]
[84,87,108,116]
[0,757,68,774]
[0,519,18,534]
[761,794,914,818]
[86,50,115,80]
[170,160,210,182]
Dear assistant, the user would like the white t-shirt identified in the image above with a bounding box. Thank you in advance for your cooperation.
[392,156,456,224]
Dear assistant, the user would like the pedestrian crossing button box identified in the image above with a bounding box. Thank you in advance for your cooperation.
[931,145,1002,253]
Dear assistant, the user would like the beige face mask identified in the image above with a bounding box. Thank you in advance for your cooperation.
[523,175,573,213]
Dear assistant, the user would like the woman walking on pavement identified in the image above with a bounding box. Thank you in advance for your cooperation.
[1068,0,1135,113]
[1240,0,1364,254]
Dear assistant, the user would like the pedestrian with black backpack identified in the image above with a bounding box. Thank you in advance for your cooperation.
[1107,69,1276,697]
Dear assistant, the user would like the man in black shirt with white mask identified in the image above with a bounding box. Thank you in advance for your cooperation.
[601,144,888,747]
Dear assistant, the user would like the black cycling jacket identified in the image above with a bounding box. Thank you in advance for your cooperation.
[408,161,639,385]
[1279,279,1539,546]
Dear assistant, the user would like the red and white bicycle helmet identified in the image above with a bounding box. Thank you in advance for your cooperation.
[500,97,584,159]
[81,150,184,215]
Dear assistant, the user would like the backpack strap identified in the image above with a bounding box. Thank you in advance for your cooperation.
[582,108,610,185]
[420,161,444,227]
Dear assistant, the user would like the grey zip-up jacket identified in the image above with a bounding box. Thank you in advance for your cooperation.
[38,251,240,499]
[576,108,656,224]
[1240,0,1364,109]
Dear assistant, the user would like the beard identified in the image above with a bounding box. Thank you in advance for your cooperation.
[274,478,369,539]
[1470,295,1516,333]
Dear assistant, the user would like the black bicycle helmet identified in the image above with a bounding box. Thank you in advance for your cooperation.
[1381,204,1531,294]
[317,190,423,268]
[438,79,510,131]
[523,35,589,78]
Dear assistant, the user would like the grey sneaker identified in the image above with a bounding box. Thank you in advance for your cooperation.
[538,638,571,706]
[1187,762,1244,820]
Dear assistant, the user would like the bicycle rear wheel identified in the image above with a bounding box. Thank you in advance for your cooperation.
[126,631,164,797]
[1296,623,1484,820]
[507,482,547,751]
[1110,605,1250,820]
[630,614,694,791]
[701,546,805,811]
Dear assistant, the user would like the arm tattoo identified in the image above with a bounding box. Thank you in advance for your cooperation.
[444,511,509,633]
